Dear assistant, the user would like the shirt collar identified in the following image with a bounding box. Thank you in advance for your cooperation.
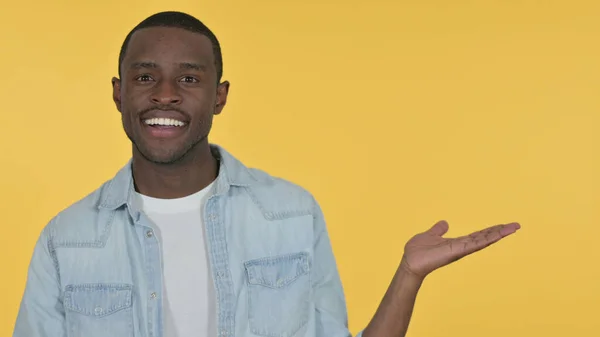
[98,144,256,211]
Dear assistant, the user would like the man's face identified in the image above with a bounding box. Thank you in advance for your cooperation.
[112,26,228,164]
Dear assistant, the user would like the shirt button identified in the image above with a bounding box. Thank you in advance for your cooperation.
[150,292,157,299]
[94,306,103,315]
[146,230,154,238]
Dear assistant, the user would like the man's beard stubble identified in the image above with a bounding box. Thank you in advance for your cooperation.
[121,106,213,165]
[124,124,209,166]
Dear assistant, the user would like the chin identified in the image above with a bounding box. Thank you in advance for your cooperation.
[148,152,188,165]
[133,144,184,165]
[133,136,204,165]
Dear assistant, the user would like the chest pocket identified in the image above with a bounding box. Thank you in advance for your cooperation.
[244,252,311,337]
[63,284,134,337]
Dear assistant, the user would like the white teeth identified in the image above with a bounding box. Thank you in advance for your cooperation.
[144,118,186,127]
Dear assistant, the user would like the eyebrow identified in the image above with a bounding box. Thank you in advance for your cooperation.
[130,62,207,71]
[130,62,158,70]
[179,62,207,71]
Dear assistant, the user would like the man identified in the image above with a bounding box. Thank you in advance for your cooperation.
[13,11,520,337]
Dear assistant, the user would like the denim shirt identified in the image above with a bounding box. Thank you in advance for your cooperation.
[13,145,364,337]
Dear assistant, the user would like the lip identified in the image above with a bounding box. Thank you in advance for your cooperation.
[141,122,188,139]
[140,109,190,123]
[140,110,189,139]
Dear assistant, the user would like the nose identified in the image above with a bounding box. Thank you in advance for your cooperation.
[150,80,182,105]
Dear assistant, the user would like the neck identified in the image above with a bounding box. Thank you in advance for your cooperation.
[132,143,218,199]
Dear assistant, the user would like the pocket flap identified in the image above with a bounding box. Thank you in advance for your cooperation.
[244,252,310,289]
[63,284,133,317]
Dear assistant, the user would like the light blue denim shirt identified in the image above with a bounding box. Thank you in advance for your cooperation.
[14,145,364,337]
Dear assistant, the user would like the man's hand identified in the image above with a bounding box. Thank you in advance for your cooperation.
[363,220,520,337]
[400,220,521,279]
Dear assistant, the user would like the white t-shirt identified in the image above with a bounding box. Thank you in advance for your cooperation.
[137,181,216,337]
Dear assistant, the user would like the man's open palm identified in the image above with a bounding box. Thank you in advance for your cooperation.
[401,220,521,278]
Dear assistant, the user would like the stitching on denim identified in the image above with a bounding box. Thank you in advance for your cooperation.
[244,187,312,221]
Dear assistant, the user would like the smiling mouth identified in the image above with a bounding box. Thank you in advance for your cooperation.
[143,117,187,127]
[142,117,188,138]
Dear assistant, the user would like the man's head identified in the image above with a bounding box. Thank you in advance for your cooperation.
[112,11,229,165]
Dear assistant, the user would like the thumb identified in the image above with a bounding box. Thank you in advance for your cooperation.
[426,220,449,236]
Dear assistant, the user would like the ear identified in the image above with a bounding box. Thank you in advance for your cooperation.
[112,77,122,112]
[214,81,230,115]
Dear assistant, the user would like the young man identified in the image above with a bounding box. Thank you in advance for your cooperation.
[13,11,520,337]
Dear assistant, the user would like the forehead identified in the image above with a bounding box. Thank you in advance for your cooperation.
[124,26,214,67]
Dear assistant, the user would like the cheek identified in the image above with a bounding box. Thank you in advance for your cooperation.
[119,97,143,121]
[120,110,138,131]
[121,86,147,110]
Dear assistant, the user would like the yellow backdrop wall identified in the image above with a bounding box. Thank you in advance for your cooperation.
[1,1,598,336]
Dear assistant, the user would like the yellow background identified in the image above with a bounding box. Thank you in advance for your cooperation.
[1,0,598,336]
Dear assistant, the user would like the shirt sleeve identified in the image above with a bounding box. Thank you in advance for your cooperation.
[311,198,365,337]
[13,223,66,337]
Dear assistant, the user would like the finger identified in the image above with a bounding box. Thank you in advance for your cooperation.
[454,222,521,255]
[468,222,520,241]
[426,220,449,237]
[499,222,521,237]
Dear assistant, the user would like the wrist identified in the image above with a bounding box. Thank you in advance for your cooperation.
[398,256,426,285]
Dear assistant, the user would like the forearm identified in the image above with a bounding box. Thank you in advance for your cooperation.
[362,263,424,337]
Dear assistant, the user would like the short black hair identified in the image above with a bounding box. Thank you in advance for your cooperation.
[118,11,223,83]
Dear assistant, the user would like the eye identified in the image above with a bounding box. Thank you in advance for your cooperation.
[180,76,199,83]
[136,74,154,82]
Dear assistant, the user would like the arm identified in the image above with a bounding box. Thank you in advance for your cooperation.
[361,261,423,337]
[363,220,520,337]
[310,200,424,337]
[312,200,520,337]
[13,224,66,337]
